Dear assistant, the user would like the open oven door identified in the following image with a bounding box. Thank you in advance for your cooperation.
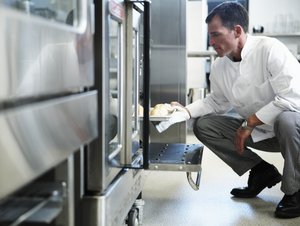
[82,1,202,225]
[122,0,204,191]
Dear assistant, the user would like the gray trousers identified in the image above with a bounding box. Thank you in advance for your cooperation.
[193,111,300,195]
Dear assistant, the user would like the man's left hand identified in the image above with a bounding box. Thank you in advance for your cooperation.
[235,114,263,154]
[235,127,252,154]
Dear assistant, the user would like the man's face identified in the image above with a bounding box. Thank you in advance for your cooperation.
[207,15,238,57]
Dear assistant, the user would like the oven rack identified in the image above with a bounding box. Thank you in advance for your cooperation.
[0,182,65,226]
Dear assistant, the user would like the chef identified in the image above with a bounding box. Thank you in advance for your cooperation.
[157,2,300,219]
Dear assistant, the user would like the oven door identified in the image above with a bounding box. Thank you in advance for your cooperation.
[86,0,127,192]
[123,1,144,165]
[87,0,203,193]
[123,0,204,191]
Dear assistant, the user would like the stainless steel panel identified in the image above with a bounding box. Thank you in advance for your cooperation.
[0,2,94,101]
[0,91,98,200]
[150,0,187,143]
[82,169,144,226]
[1,0,80,24]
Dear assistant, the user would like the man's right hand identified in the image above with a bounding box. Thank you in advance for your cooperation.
[156,102,191,133]
[171,101,192,118]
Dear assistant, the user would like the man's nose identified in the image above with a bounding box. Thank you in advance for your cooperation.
[209,38,215,46]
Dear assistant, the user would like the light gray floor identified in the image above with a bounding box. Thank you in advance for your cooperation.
[142,132,300,226]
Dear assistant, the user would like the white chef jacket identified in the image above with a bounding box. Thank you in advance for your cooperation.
[186,35,300,142]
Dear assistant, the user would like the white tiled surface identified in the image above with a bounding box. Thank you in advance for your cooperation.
[142,133,300,226]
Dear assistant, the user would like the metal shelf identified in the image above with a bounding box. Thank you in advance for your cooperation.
[149,143,203,171]
[0,182,65,225]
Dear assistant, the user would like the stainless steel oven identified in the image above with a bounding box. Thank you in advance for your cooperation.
[83,1,148,226]
[1,0,203,225]
[83,1,203,226]
[0,0,97,225]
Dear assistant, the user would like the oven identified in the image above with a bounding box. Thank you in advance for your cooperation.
[0,0,97,225]
[82,1,203,226]
[0,0,203,225]
[83,1,144,225]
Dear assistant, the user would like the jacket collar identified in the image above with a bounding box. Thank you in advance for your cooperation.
[241,34,257,60]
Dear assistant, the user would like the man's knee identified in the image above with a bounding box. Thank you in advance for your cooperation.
[274,111,300,137]
[193,115,215,140]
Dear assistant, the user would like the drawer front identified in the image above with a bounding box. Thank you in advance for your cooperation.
[0,91,98,200]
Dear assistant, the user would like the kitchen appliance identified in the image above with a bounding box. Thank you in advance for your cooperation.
[0,0,96,225]
[82,1,204,225]
[82,1,147,225]
[0,0,204,225]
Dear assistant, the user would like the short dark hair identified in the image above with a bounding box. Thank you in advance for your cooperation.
[205,1,249,33]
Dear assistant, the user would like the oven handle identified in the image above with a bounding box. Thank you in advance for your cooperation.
[186,171,201,191]
[141,0,151,169]
[126,0,151,169]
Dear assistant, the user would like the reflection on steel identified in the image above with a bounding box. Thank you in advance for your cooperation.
[0,92,98,200]
[150,0,187,144]
[0,5,94,101]
[109,0,125,21]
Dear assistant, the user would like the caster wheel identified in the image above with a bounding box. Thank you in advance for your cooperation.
[127,208,139,226]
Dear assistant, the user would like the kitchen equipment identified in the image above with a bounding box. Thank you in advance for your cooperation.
[0,0,96,225]
[82,1,203,225]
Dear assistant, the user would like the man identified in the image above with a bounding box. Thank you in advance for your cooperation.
[157,2,300,218]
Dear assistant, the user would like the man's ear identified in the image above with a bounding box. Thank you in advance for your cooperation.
[234,25,243,37]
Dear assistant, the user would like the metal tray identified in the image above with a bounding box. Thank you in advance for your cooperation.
[148,143,204,190]
[148,143,203,171]
[139,115,171,121]
[149,116,171,121]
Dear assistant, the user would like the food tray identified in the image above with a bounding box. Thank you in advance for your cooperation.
[139,115,172,121]
[149,116,171,121]
[139,103,176,122]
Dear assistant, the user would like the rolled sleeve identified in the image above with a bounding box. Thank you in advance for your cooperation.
[255,102,283,126]
[186,99,213,118]
[186,93,232,118]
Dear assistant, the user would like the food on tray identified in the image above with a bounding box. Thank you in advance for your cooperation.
[138,104,144,116]
[138,103,175,118]
[150,103,174,117]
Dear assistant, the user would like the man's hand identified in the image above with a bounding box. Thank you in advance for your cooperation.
[235,114,263,154]
[156,102,190,133]
[235,127,252,154]
[170,101,184,108]
[170,101,192,118]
